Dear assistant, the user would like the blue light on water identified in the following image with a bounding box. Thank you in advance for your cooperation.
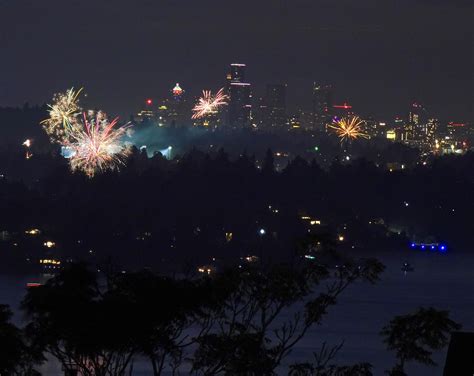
[408,242,448,253]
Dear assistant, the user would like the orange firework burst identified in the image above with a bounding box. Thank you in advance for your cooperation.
[328,116,368,143]
[192,88,228,119]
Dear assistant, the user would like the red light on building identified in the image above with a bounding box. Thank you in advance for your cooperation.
[146,99,152,105]
[448,122,465,127]
[333,103,352,110]
[27,282,42,288]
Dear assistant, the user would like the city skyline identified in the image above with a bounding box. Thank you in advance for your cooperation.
[0,0,472,122]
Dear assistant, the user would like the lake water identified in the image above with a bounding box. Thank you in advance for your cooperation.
[1,249,473,375]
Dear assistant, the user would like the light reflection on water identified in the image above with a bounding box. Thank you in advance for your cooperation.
[1,250,472,376]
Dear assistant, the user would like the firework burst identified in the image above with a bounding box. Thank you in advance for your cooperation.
[328,116,369,143]
[192,88,228,119]
[41,87,84,143]
[65,114,130,178]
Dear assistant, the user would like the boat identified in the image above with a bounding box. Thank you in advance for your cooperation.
[401,262,414,272]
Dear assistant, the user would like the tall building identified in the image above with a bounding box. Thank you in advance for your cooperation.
[312,84,333,131]
[227,63,252,128]
[265,84,287,129]
[172,83,185,101]
[408,102,427,126]
[168,83,188,127]
[252,97,267,129]
[229,63,246,83]
[408,102,429,141]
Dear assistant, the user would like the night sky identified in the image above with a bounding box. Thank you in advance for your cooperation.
[0,0,472,121]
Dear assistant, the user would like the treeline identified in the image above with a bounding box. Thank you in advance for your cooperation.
[0,149,472,271]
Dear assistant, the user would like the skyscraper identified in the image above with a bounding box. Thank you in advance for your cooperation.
[229,63,246,83]
[265,84,287,129]
[407,102,428,142]
[312,84,333,131]
[227,64,251,128]
[168,83,188,127]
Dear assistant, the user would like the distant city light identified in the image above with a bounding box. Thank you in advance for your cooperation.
[146,99,152,105]
[259,228,266,235]
[25,229,41,235]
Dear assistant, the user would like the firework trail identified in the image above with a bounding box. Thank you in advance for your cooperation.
[327,116,369,143]
[65,114,131,178]
[192,88,228,120]
[41,87,83,143]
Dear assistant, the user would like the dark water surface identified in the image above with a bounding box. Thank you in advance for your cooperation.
[1,249,472,375]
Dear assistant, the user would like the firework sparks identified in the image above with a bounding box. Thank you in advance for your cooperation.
[65,114,130,177]
[192,88,228,119]
[41,87,83,143]
[327,116,369,143]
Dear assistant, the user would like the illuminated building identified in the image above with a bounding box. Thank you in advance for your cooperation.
[168,83,188,127]
[288,113,301,130]
[422,118,439,143]
[172,83,184,101]
[227,63,252,128]
[408,102,430,143]
[156,102,171,127]
[408,102,427,126]
[229,63,246,83]
[446,122,469,140]
[435,122,471,155]
[360,116,381,139]
[136,98,156,121]
[312,84,333,131]
[265,84,287,128]
[386,129,397,141]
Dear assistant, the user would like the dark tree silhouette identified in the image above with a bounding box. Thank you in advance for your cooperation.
[381,307,461,375]
[262,148,275,175]
[191,258,384,375]
[289,341,373,376]
[22,264,136,376]
[0,304,43,375]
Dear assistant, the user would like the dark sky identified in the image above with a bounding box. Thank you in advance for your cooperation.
[0,0,472,121]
